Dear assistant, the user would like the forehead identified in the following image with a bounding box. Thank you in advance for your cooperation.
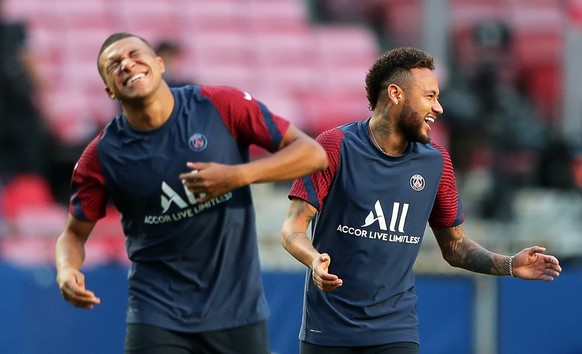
[99,37,152,63]
[409,67,439,93]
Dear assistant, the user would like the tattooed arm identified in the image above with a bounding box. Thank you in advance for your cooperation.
[432,224,562,281]
[281,198,343,291]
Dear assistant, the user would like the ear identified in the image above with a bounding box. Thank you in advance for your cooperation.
[105,86,116,100]
[157,56,166,75]
[387,84,403,105]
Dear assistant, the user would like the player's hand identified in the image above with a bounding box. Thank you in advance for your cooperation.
[311,253,343,292]
[179,162,244,203]
[57,267,101,309]
[512,246,562,282]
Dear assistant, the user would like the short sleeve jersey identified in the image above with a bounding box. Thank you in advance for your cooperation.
[70,85,290,332]
[289,119,464,346]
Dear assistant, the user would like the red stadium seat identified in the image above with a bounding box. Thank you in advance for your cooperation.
[1,174,55,219]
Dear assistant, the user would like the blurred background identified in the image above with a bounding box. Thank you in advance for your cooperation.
[1,0,581,353]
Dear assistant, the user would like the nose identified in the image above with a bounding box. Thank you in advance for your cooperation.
[433,99,444,115]
[120,57,135,71]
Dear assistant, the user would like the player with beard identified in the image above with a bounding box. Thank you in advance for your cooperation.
[280,47,562,354]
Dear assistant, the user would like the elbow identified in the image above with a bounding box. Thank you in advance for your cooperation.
[442,253,462,268]
[311,143,329,171]
[445,259,460,269]
[280,232,288,251]
[280,224,291,252]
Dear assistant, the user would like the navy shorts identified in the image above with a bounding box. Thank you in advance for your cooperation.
[125,321,270,354]
[300,340,419,354]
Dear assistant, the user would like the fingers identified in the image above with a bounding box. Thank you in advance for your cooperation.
[61,282,101,309]
[544,254,561,266]
[543,256,562,280]
[312,253,343,291]
[312,272,343,292]
[528,245,547,254]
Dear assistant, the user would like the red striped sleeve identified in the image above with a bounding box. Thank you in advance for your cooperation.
[200,86,290,152]
[428,143,465,228]
[289,128,343,210]
[69,132,108,221]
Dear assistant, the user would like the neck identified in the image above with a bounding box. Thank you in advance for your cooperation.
[122,82,174,130]
[368,118,408,156]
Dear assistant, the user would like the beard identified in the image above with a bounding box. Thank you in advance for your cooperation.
[397,100,431,144]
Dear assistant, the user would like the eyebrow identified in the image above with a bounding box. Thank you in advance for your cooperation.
[105,49,141,64]
[424,89,439,96]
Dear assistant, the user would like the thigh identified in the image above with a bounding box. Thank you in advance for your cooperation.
[300,341,419,354]
[195,321,270,354]
[125,323,191,354]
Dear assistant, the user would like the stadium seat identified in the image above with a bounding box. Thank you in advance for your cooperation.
[43,88,99,144]
[381,0,422,47]
[189,31,258,69]
[58,0,117,31]
[194,63,256,92]
[181,0,249,32]
[244,0,311,34]
[86,208,128,266]
[255,32,317,68]
[312,25,380,69]
[297,91,371,135]
[251,91,304,128]
[2,0,63,30]
[1,174,55,219]
[0,237,56,265]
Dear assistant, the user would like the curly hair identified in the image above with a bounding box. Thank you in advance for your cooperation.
[365,47,434,110]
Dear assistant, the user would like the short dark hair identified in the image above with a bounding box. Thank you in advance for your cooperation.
[96,32,152,80]
[365,47,434,110]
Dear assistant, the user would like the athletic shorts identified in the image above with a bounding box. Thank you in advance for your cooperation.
[124,321,270,354]
[300,341,419,354]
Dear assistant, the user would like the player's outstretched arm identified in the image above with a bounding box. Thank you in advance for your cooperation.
[55,214,101,308]
[432,224,561,281]
[281,198,343,292]
[180,124,328,202]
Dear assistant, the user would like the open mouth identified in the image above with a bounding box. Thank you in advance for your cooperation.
[424,117,435,123]
[125,73,145,86]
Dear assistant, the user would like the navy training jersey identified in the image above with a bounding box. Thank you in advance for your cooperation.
[70,84,290,332]
[289,119,464,346]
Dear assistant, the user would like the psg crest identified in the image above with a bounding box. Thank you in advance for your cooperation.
[409,174,425,191]
[189,134,208,152]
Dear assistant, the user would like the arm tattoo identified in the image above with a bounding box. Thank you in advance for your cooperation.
[434,226,505,275]
[283,231,305,249]
[283,201,315,249]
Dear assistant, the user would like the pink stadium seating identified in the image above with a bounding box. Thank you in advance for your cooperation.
[312,25,380,69]
[381,0,422,47]
[181,0,249,32]
[189,31,258,69]
[244,0,311,34]
[297,91,371,135]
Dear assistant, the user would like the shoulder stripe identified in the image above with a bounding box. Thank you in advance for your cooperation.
[258,101,283,148]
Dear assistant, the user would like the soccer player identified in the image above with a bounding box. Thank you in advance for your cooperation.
[55,32,328,354]
[280,47,562,354]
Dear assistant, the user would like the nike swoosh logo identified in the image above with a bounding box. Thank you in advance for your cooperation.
[243,91,252,101]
